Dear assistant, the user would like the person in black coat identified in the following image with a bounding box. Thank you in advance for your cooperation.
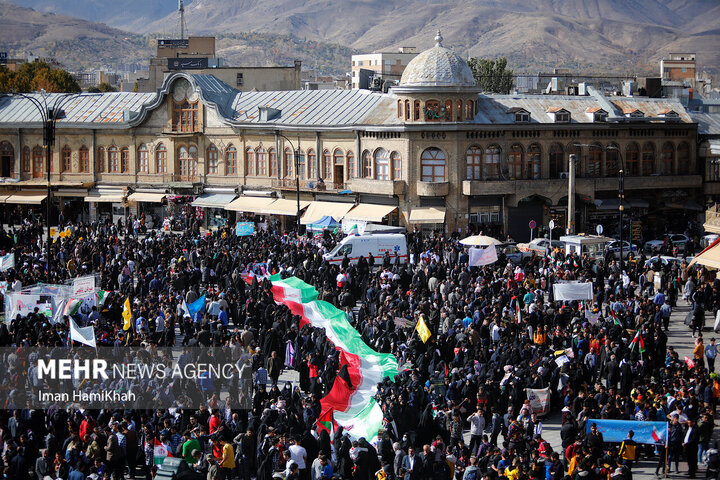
[685,418,700,478]
[605,355,620,390]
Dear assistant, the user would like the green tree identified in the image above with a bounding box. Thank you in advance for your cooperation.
[96,82,116,92]
[0,60,81,93]
[467,57,514,94]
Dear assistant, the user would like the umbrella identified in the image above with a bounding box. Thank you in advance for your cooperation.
[460,235,502,246]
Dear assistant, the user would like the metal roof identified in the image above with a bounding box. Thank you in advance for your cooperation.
[0,92,155,127]
[228,88,387,127]
[692,112,720,136]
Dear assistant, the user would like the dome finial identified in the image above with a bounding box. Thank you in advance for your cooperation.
[435,30,443,47]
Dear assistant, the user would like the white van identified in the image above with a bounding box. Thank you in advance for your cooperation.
[323,233,408,265]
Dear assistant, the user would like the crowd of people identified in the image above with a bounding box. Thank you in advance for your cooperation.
[0,215,717,480]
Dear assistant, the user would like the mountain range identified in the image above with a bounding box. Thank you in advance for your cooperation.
[2,0,719,75]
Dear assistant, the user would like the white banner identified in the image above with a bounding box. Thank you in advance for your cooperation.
[553,282,593,301]
[0,253,15,272]
[69,317,96,348]
[7,293,52,318]
[469,245,498,266]
[526,387,551,416]
[72,276,96,297]
[342,219,366,235]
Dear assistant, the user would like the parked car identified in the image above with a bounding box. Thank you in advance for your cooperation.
[643,234,690,253]
[499,243,534,264]
[644,255,684,267]
[605,240,639,259]
[517,238,564,255]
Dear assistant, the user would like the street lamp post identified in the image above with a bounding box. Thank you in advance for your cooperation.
[1,91,85,283]
[606,145,626,273]
[276,132,301,231]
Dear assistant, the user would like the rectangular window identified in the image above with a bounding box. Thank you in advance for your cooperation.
[61,149,71,173]
[79,149,89,173]
[236,73,244,86]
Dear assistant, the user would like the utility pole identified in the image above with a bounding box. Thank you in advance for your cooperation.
[567,153,576,234]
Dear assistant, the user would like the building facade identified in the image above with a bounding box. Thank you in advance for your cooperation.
[0,33,700,239]
[351,48,418,89]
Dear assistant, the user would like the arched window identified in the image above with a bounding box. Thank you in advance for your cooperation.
[677,141,690,174]
[642,142,655,176]
[120,147,129,173]
[283,147,292,178]
[421,147,446,182]
[97,146,106,172]
[155,144,167,174]
[0,141,14,177]
[206,144,219,174]
[549,143,563,178]
[137,144,149,173]
[661,142,675,175]
[397,100,403,118]
[527,144,541,179]
[61,145,72,173]
[404,100,410,121]
[374,148,390,180]
[245,147,255,176]
[32,146,44,177]
[307,149,316,179]
[226,145,237,175]
[268,148,277,178]
[483,145,501,180]
[322,149,332,179]
[466,146,482,180]
[22,146,30,172]
[391,151,401,180]
[362,150,372,178]
[296,150,306,180]
[585,144,601,177]
[333,148,344,165]
[626,143,640,176]
[256,147,267,176]
[456,100,463,121]
[178,145,198,179]
[346,151,355,180]
[444,100,453,121]
[79,146,89,173]
[508,144,523,179]
[465,100,474,119]
[605,144,619,177]
[413,100,420,120]
[108,146,119,173]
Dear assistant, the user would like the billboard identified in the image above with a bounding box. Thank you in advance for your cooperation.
[167,58,208,70]
[158,39,189,48]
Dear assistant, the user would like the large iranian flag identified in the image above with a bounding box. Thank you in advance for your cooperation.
[268,274,399,444]
[153,438,172,466]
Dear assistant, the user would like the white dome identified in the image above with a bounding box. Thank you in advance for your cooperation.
[399,31,476,88]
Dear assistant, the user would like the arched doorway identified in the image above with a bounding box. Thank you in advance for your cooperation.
[0,142,13,178]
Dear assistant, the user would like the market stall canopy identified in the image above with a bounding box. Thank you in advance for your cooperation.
[260,198,311,216]
[191,193,236,209]
[408,207,446,224]
[344,203,397,223]
[301,201,355,225]
[689,237,720,269]
[224,196,276,213]
[127,192,166,203]
[308,215,340,231]
[5,191,47,204]
[460,234,502,246]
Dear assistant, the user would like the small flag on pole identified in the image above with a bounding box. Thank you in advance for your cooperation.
[317,409,334,435]
[69,317,96,348]
[416,315,432,343]
[122,298,133,331]
[153,438,172,466]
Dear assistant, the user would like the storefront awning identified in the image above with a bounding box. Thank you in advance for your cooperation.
[690,239,720,269]
[85,194,123,203]
[300,201,355,225]
[191,193,236,209]
[224,196,276,213]
[261,198,311,216]
[0,193,12,203]
[344,203,397,222]
[5,191,47,204]
[54,188,88,198]
[408,207,446,224]
[127,192,166,203]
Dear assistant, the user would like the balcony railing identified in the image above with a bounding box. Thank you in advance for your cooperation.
[271,178,346,192]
